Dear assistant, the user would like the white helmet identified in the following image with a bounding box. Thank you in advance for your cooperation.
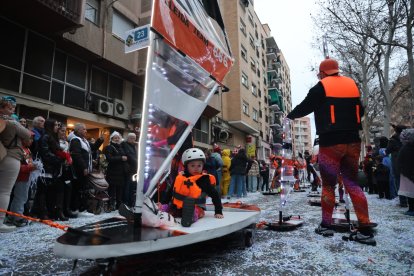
[182,148,206,165]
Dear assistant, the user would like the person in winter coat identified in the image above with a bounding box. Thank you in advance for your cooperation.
[228,148,248,198]
[221,149,231,196]
[247,156,260,192]
[211,144,224,194]
[260,160,270,192]
[387,124,408,205]
[104,131,129,210]
[8,132,37,227]
[122,132,138,206]
[68,123,104,212]
[0,96,32,233]
[57,124,77,218]
[374,155,390,200]
[203,149,220,192]
[34,119,67,221]
[397,128,414,216]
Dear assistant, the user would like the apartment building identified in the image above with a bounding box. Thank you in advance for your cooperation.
[218,0,274,159]
[0,0,223,147]
[293,117,312,156]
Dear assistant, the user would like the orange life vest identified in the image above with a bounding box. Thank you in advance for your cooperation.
[316,76,363,134]
[172,173,216,209]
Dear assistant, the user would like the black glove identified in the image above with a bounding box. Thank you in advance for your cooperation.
[195,174,210,187]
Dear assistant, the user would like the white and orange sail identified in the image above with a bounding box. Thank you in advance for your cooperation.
[133,0,234,218]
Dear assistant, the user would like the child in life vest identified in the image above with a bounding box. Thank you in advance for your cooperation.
[159,148,223,227]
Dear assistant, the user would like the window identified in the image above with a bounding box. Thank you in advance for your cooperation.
[241,44,247,62]
[243,101,249,115]
[108,75,123,99]
[249,34,255,49]
[239,18,246,36]
[85,0,100,24]
[193,117,209,144]
[91,67,124,99]
[241,72,248,88]
[253,108,258,121]
[112,10,135,40]
[250,58,256,72]
[248,11,254,26]
[251,83,257,96]
[91,67,108,96]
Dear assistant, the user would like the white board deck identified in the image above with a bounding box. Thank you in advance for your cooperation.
[54,208,260,259]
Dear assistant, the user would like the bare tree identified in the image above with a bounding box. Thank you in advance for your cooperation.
[314,0,407,137]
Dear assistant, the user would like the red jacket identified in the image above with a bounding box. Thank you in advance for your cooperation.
[16,147,35,182]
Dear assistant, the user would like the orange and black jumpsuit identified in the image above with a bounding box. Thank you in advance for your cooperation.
[287,76,371,226]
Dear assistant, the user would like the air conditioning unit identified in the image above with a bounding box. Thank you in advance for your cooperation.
[96,100,113,116]
[218,130,229,142]
[113,99,129,119]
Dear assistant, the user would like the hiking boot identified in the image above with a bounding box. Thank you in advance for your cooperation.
[343,231,376,246]
[13,218,29,227]
[0,223,16,233]
[315,224,334,237]
[404,210,414,216]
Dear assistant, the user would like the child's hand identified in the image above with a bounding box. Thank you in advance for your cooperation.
[214,214,224,219]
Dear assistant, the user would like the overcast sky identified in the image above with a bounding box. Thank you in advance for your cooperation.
[254,0,322,140]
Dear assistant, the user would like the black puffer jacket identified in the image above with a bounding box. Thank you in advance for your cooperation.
[104,142,128,183]
[39,133,64,177]
[122,141,137,175]
[230,149,248,175]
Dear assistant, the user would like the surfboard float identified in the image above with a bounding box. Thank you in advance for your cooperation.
[54,206,260,259]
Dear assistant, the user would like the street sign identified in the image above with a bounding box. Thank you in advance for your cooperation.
[125,24,150,53]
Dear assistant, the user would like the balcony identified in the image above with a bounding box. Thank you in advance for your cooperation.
[266,47,279,59]
[1,0,85,34]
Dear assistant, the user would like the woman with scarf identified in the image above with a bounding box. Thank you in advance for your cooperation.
[69,123,104,213]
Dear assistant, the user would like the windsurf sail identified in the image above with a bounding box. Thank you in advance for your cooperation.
[132,0,234,221]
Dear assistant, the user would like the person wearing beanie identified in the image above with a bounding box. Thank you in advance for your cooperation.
[287,58,374,244]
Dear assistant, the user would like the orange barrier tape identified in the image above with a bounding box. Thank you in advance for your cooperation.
[0,208,68,231]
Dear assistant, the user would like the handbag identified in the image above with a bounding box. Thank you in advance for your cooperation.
[87,171,109,191]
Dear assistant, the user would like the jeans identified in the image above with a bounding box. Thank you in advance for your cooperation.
[228,174,245,197]
[10,180,31,215]
[247,175,257,192]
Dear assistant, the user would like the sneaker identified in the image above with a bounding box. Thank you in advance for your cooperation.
[13,218,29,227]
[315,224,334,237]
[404,210,414,216]
[0,223,17,233]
